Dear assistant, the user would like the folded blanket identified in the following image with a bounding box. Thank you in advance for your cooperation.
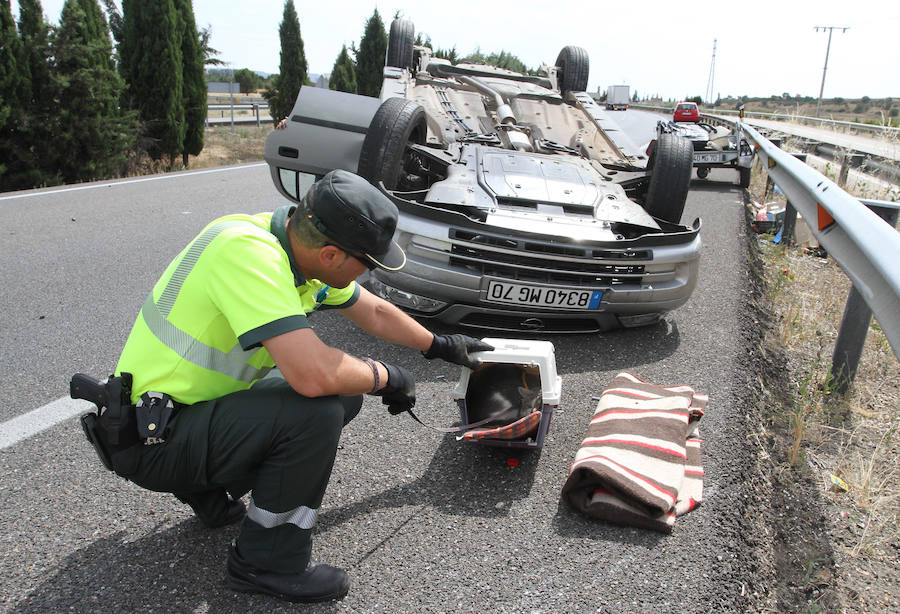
[561,372,706,533]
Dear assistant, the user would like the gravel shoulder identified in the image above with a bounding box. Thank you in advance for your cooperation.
[741,173,900,613]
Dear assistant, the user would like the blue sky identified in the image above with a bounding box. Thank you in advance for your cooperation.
[12,0,900,100]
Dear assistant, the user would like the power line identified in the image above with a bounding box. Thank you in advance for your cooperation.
[705,39,716,104]
[814,26,848,118]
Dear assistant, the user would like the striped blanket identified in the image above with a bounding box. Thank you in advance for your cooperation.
[561,372,706,533]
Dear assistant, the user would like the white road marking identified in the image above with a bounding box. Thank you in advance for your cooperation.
[0,397,93,450]
[0,369,287,450]
[0,163,267,201]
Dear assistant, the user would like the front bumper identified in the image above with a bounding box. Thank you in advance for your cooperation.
[367,213,702,334]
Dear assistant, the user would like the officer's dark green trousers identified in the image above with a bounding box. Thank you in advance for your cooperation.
[129,378,362,573]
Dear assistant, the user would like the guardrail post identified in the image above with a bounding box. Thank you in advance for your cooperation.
[781,203,797,246]
[254,104,260,127]
[831,204,900,394]
[761,138,784,199]
[838,153,865,187]
[779,153,808,246]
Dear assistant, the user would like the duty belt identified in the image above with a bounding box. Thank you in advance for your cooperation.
[70,373,179,476]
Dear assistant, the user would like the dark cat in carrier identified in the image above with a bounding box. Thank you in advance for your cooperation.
[464,363,543,427]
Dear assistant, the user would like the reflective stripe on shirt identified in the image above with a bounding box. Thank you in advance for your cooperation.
[141,293,272,383]
[140,220,273,383]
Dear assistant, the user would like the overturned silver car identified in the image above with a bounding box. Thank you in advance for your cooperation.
[265,19,701,333]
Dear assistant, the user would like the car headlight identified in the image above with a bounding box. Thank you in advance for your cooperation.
[367,278,448,313]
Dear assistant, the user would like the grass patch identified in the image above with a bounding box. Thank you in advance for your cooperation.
[189,126,271,169]
[748,154,899,611]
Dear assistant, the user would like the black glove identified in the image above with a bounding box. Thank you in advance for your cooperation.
[372,361,416,415]
[423,334,494,370]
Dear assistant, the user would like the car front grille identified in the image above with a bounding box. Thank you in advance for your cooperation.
[447,228,648,287]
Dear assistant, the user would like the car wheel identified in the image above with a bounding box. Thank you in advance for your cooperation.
[696,167,710,179]
[386,19,415,70]
[555,46,589,96]
[644,133,693,224]
[358,97,427,190]
[739,166,751,188]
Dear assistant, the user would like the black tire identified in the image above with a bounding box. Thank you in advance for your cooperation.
[555,46,589,95]
[696,167,710,179]
[739,166,751,188]
[358,97,427,190]
[386,19,415,70]
[644,133,693,224]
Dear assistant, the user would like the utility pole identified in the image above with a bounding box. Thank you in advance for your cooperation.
[705,39,717,105]
[814,26,848,118]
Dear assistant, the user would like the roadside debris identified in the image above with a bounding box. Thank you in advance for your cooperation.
[829,474,850,492]
[748,199,820,250]
[749,200,784,234]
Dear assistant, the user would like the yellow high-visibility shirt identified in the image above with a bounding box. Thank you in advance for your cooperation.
[115,205,358,404]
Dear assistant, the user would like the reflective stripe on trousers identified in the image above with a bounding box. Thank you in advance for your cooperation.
[140,220,272,384]
[247,497,318,530]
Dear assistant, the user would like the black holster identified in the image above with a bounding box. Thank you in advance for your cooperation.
[72,372,141,477]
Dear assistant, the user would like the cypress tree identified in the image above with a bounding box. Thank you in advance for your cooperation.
[3,0,54,189]
[17,0,52,106]
[76,0,112,66]
[0,0,28,189]
[356,9,386,97]
[329,45,357,94]
[267,0,307,125]
[99,0,123,45]
[174,0,205,167]
[52,0,136,183]
[120,0,184,166]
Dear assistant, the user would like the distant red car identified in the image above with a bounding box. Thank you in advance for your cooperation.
[673,101,700,122]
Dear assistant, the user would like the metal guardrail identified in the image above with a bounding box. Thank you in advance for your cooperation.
[741,121,900,391]
[694,111,899,188]
[715,109,898,138]
[631,104,898,137]
[208,103,269,111]
[206,103,271,128]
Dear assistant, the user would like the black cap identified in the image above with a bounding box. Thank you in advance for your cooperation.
[301,170,406,271]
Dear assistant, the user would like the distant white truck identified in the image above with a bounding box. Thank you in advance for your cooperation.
[606,85,630,110]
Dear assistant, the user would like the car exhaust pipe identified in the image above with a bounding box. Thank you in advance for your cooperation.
[459,75,512,121]
[458,76,533,151]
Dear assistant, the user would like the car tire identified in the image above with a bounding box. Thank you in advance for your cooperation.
[386,19,415,70]
[696,167,710,179]
[358,97,427,190]
[644,133,693,224]
[739,166,751,188]
[555,46,589,96]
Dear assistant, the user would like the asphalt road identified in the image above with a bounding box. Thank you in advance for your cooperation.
[0,117,762,613]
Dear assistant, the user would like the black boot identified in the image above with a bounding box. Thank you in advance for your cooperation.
[174,489,246,528]
[226,545,350,603]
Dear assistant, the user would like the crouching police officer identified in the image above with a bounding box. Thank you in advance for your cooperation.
[109,169,492,603]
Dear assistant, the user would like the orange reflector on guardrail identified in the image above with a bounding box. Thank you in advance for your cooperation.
[818,204,835,231]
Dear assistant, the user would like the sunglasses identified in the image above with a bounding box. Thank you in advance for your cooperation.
[326,243,376,271]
